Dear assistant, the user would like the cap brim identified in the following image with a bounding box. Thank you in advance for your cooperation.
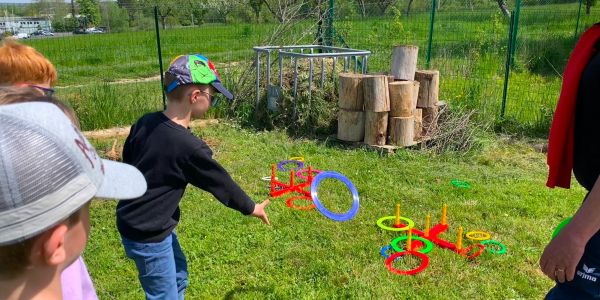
[211,81,234,100]
[95,160,147,200]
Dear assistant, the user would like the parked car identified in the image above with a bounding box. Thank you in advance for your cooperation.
[73,28,87,35]
[85,27,104,34]
[14,32,30,39]
[31,30,54,37]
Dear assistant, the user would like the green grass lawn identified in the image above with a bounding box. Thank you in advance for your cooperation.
[86,122,585,299]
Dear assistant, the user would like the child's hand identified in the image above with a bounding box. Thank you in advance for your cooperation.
[252,199,270,225]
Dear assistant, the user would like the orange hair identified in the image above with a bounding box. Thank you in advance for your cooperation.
[0,39,57,86]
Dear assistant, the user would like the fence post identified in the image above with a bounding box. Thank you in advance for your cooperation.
[575,0,583,39]
[509,0,521,68]
[501,13,515,119]
[426,0,437,69]
[154,6,166,110]
[326,0,334,46]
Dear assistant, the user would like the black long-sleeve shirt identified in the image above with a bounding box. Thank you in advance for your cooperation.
[574,49,600,191]
[116,112,255,242]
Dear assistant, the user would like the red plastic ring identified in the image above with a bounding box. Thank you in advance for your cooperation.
[285,196,315,210]
[385,251,429,275]
[461,244,485,259]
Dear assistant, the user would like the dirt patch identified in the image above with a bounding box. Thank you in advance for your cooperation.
[83,119,219,139]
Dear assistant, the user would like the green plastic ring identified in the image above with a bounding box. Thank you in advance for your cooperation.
[451,180,471,189]
[376,216,415,232]
[391,235,434,254]
[480,240,507,254]
[552,217,572,239]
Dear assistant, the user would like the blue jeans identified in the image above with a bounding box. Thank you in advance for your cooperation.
[122,232,189,300]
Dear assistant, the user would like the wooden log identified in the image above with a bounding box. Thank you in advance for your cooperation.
[338,73,365,110]
[337,109,365,142]
[363,75,390,112]
[391,45,419,81]
[389,81,417,118]
[412,81,420,108]
[414,70,440,108]
[414,108,423,139]
[371,72,395,83]
[389,116,415,147]
[422,106,439,135]
[364,111,388,146]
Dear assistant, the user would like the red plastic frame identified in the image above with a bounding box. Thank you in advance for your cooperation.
[270,164,313,198]
[285,195,315,210]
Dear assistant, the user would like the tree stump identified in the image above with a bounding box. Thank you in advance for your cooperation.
[389,116,415,147]
[414,108,423,139]
[414,70,439,108]
[412,81,420,107]
[338,73,365,110]
[391,45,419,81]
[389,81,417,118]
[337,109,365,142]
[363,75,390,112]
[364,111,388,146]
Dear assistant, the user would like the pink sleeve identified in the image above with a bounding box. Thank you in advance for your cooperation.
[61,256,99,300]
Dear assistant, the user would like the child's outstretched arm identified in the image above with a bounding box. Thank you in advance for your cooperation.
[251,199,270,225]
[183,141,270,223]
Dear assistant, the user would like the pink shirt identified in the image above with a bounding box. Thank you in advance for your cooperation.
[61,256,98,300]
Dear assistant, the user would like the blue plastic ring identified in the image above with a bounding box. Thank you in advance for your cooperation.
[380,245,392,258]
[277,160,305,172]
[380,245,402,261]
[310,171,360,222]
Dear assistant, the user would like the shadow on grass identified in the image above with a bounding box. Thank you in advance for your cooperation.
[223,285,275,300]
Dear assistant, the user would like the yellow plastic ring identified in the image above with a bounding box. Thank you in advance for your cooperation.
[376,216,415,232]
[289,156,305,162]
[465,231,491,241]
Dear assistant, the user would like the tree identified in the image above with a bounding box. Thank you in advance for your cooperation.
[353,0,396,17]
[202,0,239,23]
[262,0,304,23]
[496,0,510,17]
[586,0,597,15]
[249,0,263,23]
[100,1,129,32]
[116,0,138,27]
[76,0,100,26]
[141,0,177,29]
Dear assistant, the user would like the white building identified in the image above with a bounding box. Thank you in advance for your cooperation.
[0,17,52,34]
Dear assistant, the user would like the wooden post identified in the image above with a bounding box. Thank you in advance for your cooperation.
[338,73,365,110]
[363,75,390,112]
[407,228,413,251]
[337,109,365,142]
[389,81,416,118]
[364,111,388,146]
[395,204,401,226]
[425,213,431,237]
[414,70,439,108]
[414,108,423,139]
[388,116,415,147]
[391,45,419,81]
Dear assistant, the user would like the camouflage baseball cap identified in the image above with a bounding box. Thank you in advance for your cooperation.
[165,54,233,100]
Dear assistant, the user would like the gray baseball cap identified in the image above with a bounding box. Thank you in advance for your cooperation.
[0,102,147,246]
